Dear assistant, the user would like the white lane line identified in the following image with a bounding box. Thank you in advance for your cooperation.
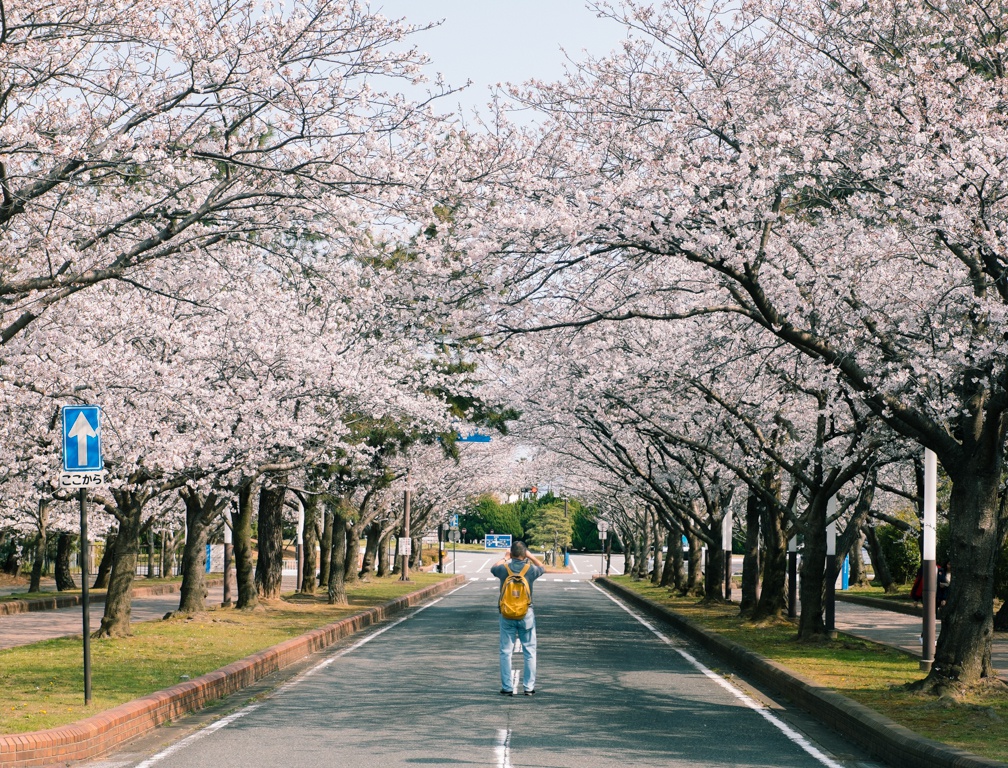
[135,704,261,768]
[137,583,470,767]
[590,583,845,768]
[476,556,495,574]
[495,728,513,768]
[570,559,580,574]
[552,578,563,582]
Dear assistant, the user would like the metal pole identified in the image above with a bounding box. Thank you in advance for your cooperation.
[400,476,411,582]
[80,489,92,705]
[222,507,233,607]
[825,499,837,639]
[722,509,733,601]
[922,448,938,671]
[296,499,305,592]
[788,536,798,619]
[437,524,444,574]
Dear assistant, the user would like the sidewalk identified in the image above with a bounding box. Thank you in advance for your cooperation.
[834,596,1008,680]
[0,576,295,650]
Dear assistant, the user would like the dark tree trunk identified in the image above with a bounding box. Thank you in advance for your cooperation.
[650,518,664,585]
[234,482,259,610]
[29,500,49,593]
[929,452,1002,688]
[994,600,1008,632]
[55,533,76,591]
[685,527,703,594]
[704,517,725,601]
[848,529,868,588]
[345,526,362,584]
[753,498,788,621]
[740,488,762,616]
[328,502,349,605]
[361,524,380,578]
[255,478,287,600]
[92,531,116,589]
[660,527,678,587]
[299,495,319,594]
[97,491,145,638]
[318,502,334,589]
[865,524,895,593]
[377,526,393,577]
[797,493,829,640]
[177,490,221,614]
[838,483,874,592]
[634,514,650,580]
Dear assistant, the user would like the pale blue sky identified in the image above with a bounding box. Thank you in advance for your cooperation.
[374,1,628,116]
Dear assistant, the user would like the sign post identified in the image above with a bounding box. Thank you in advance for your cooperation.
[60,405,104,706]
[597,520,609,575]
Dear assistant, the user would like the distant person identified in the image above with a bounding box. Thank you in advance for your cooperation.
[910,566,923,607]
[491,541,545,696]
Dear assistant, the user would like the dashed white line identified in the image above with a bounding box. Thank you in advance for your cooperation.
[590,583,845,768]
[495,728,513,768]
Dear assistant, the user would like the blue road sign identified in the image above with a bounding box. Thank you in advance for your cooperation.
[485,534,512,550]
[62,406,103,472]
[457,431,491,443]
[449,514,459,528]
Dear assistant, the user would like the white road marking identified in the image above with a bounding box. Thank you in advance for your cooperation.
[495,728,513,768]
[553,578,563,582]
[135,584,469,766]
[570,559,580,573]
[590,583,845,768]
[476,557,495,574]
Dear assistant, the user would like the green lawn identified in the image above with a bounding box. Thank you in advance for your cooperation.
[611,578,1008,763]
[0,573,447,734]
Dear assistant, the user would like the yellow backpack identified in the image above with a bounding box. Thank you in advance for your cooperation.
[499,562,532,619]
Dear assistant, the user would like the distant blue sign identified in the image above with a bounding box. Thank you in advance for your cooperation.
[449,514,459,528]
[62,406,103,472]
[485,534,512,550]
[457,432,492,443]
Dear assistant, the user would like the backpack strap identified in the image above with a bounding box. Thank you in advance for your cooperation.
[517,562,530,579]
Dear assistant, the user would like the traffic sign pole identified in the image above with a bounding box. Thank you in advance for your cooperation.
[80,488,92,705]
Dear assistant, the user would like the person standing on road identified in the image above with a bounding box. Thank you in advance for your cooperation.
[491,541,545,696]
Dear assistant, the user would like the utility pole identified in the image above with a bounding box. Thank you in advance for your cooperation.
[400,472,411,582]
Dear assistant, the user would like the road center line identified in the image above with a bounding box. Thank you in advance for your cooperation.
[590,583,845,768]
[476,556,495,573]
[495,728,513,768]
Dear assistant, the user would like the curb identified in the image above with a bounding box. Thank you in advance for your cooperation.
[594,578,1005,768]
[0,579,224,617]
[835,591,927,618]
[0,574,465,768]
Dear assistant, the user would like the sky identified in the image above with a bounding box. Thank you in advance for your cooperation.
[374,0,629,117]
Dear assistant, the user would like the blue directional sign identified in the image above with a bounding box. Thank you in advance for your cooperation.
[62,406,103,472]
[485,534,512,550]
[457,431,492,443]
[449,514,459,528]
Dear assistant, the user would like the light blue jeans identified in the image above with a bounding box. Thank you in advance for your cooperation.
[499,609,537,692]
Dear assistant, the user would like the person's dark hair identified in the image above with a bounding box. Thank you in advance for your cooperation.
[510,540,527,559]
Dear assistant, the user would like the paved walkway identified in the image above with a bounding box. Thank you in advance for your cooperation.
[0,575,297,650]
[834,599,1008,680]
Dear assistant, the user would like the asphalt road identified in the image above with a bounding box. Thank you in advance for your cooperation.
[88,564,882,768]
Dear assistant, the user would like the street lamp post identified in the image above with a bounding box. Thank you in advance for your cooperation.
[400,472,411,582]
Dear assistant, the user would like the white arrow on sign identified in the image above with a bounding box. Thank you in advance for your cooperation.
[68,412,97,467]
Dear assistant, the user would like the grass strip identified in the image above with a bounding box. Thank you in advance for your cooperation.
[611,577,1008,764]
[0,573,445,734]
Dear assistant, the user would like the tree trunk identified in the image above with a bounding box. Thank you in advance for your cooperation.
[650,518,663,585]
[55,533,76,591]
[660,528,678,587]
[97,491,144,638]
[299,495,319,594]
[318,502,334,589]
[92,531,116,589]
[29,499,49,593]
[177,490,220,614]
[361,523,380,578]
[685,527,703,594]
[328,501,349,605]
[255,478,287,600]
[797,493,829,640]
[234,482,259,610]
[753,495,788,622]
[704,516,724,601]
[740,488,761,616]
[928,454,1002,689]
[865,524,895,593]
[634,514,650,580]
[345,527,362,585]
[848,529,869,588]
[377,529,391,577]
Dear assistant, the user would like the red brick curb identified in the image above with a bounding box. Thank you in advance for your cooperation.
[0,579,224,617]
[0,575,464,768]
[595,578,1005,768]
